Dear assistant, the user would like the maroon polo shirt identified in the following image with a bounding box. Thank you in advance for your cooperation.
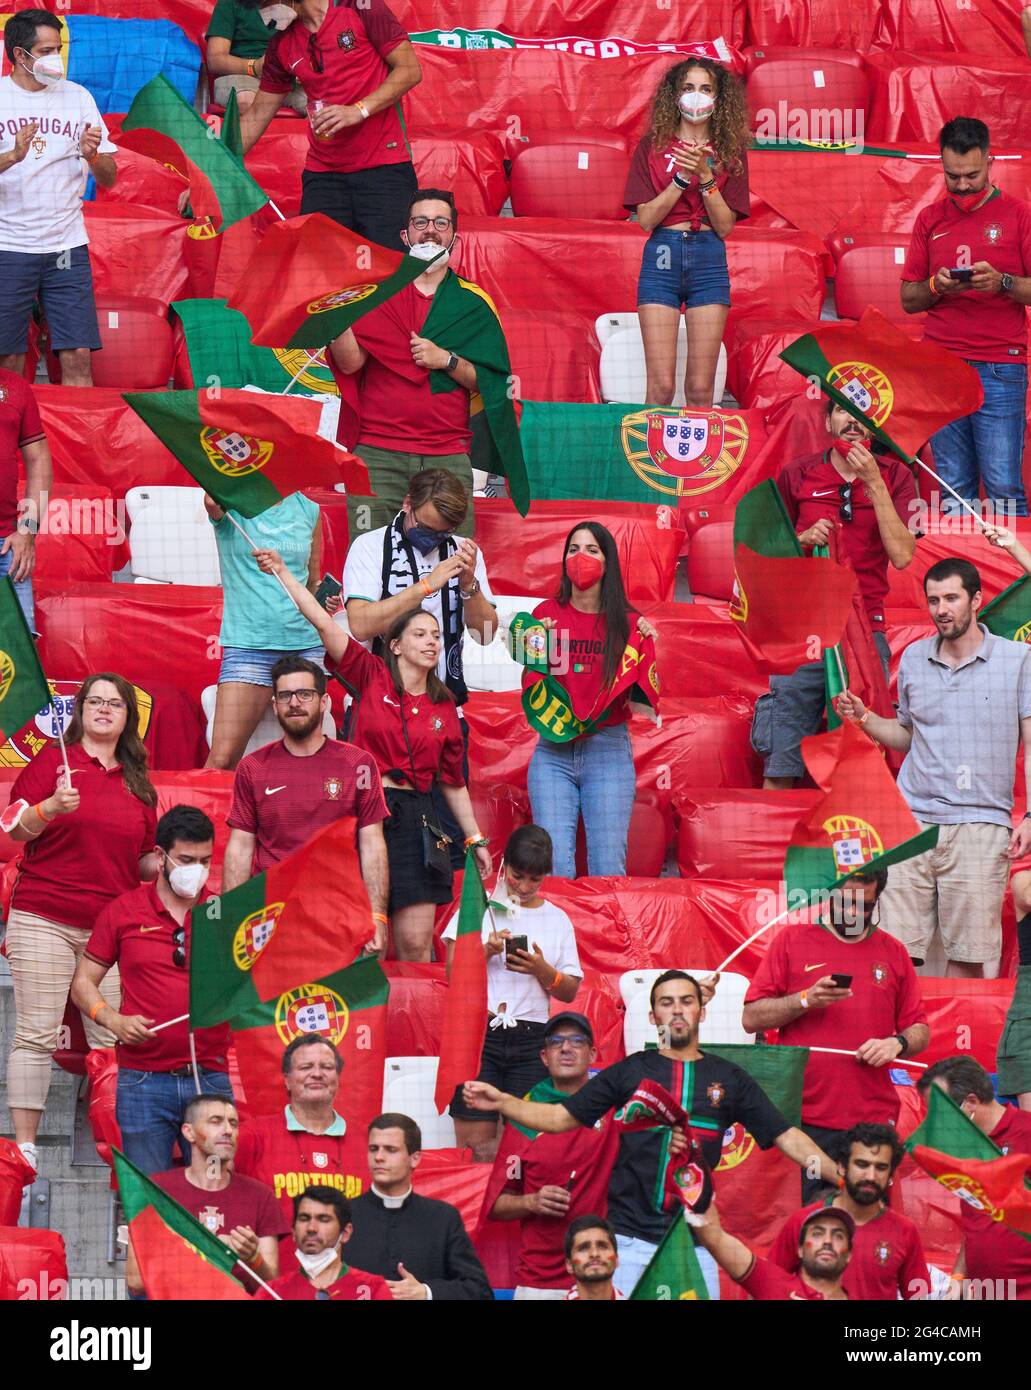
[10,744,157,931]
[153,1166,288,1242]
[86,882,231,1073]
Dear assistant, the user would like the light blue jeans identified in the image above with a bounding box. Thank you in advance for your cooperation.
[0,542,35,633]
[930,359,1028,517]
[527,724,636,878]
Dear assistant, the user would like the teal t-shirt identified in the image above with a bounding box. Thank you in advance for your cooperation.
[206,0,275,59]
[214,492,322,651]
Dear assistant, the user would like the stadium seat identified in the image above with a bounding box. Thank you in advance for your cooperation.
[686,521,734,602]
[825,230,911,268]
[125,486,221,586]
[594,311,640,349]
[745,46,866,74]
[462,594,544,694]
[509,143,631,221]
[598,321,728,407]
[382,1057,457,1149]
[619,969,752,1053]
[833,244,910,324]
[0,1140,35,1226]
[201,686,336,757]
[48,294,174,389]
[746,58,871,141]
[53,999,89,1077]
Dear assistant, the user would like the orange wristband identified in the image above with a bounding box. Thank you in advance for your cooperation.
[549,971,562,991]
[372,912,388,925]
[88,1000,107,1022]
[420,577,433,598]
[928,274,941,297]
[34,801,53,823]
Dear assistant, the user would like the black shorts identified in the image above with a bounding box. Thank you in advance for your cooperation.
[448,1020,549,1120]
[300,161,417,250]
[383,786,454,913]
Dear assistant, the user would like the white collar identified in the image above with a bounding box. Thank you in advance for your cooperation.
[372,1184,413,1209]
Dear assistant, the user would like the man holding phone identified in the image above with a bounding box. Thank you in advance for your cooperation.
[742,870,929,1202]
[901,115,1031,518]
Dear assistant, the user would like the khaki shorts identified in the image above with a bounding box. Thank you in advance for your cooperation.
[877,821,1011,965]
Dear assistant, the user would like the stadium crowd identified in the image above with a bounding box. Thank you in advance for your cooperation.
[3,0,1031,1306]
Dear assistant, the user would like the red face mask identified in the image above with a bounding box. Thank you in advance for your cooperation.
[831,438,861,459]
[950,189,986,213]
[565,551,605,590]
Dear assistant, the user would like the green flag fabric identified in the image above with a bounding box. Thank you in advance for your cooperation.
[112,1148,244,1282]
[982,576,1031,643]
[170,298,339,397]
[731,479,803,558]
[629,1212,711,1300]
[905,1086,1004,1167]
[706,1042,808,1129]
[0,577,50,739]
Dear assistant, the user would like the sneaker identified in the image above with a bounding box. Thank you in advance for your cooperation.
[17,1141,38,1171]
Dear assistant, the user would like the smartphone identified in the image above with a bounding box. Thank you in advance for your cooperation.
[830,973,853,989]
[949,267,974,282]
[314,573,342,610]
[505,934,528,960]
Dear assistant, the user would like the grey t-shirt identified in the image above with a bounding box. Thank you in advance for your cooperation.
[896,625,1031,827]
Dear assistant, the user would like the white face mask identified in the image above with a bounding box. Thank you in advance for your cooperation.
[22,51,64,85]
[295,1244,340,1278]
[259,4,298,29]
[678,90,715,123]
[407,239,450,266]
[164,854,210,900]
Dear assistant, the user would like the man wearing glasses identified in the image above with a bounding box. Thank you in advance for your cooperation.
[235,0,420,247]
[222,656,389,952]
[752,398,916,789]
[479,1012,619,1301]
[72,805,235,1175]
[257,1187,392,1300]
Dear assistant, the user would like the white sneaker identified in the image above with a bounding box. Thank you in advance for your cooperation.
[17,1141,38,1172]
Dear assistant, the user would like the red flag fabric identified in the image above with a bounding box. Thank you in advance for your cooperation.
[730,545,858,675]
[909,1148,1031,1235]
[434,859,488,1114]
[129,1204,251,1301]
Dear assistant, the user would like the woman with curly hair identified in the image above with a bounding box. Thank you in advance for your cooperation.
[623,58,751,408]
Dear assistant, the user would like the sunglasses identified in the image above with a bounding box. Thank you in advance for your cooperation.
[838,481,854,524]
[308,31,323,73]
[172,927,186,969]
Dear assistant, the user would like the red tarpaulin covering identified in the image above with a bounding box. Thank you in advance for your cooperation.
[17,485,128,593]
[884,521,1031,612]
[151,770,235,888]
[918,980,1012,1072]
[82,203,191,305]
[0,1229,69,1301]
[34,387,182,495]
[865,52,1031,148]
[676,788,819,879]
[394,0,746,42]
[744,0,882,50]
[473,497,683,603]
[871,0,1026,60]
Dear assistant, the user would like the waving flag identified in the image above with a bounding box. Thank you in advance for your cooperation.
[123,389,371,515]
[171,299,340,398]
[629,1212,711,1300]
[982,576,1031,644]
[435,854,488,1114]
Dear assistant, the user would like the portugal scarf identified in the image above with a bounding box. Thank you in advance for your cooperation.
[507,611,660,743]
[613,1077,713,1215]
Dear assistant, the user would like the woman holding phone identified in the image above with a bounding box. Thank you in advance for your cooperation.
[254,547,490,961]
[623,57,750,409]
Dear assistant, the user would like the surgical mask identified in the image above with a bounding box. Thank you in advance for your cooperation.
[405,517,451,555]
[164,854,209,900]
[295,1245,340,1278]
[259,4,298,29]
[22,51,64,84]
[407,239,450,267]
[565,552,604,590]
[950,189,986,213]
[678,91,715,123]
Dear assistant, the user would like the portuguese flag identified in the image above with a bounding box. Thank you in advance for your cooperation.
[123,388,371,516]
[517,401,773,505]
[113,1149,252,1300]
[227,213,440,350]
[629,1211,710,1300]
[730,481,856,675]
[0,578,50,740]
[434,853,489,1115]
[228,956,389,1125]
[784,718,939,900]
[905,1087,1031,1238]
[190,819,374,1030]
[118,75,267,234]
[983,576,1031,643]
[780,307,983,462]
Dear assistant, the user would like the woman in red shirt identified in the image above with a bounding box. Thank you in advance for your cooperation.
[526,523,657,879]
[3,673,158,1170]
[256,547,491,961]
[622,58,750,409]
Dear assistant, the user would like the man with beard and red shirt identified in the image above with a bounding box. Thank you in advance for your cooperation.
[769,1123,929,1300]
[917,1056,1031,1299]
[480,1012,618,1300]
[754,399,916,789]
[258,1188,392,1301]
[696,1199,853,1300]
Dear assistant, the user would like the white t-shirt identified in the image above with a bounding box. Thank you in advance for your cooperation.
[441,899,582,1024]
[343,523,495,687]
[0,76,115,253]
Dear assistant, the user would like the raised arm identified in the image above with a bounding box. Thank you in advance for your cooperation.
[461,1082,578,1134]
[253,548,348,662]
[692,1202,756,1282]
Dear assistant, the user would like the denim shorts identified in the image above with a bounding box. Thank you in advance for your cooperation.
[218,644,325,686]
[0,245,101,355]
[636,227,731,310]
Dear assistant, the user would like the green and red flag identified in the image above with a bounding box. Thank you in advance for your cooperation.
[982,576,1031,643]
[780,306,984,462]
[113,1149,252,1300]
[905,1086,1031,1239]
[507,612,660,743]
[730,481,857,675]
[118,75,267,235]
[629,1211,711,1300]
[170,298,341,398]
[228,955,389,1127]
[0,578,50,741]
[190,818,374,1030]
[434,853,489,1114]
[227,213,443,350]
[784,718,939,901]
[123,388,371,516]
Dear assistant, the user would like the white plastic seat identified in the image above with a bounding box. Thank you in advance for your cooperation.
[382,1057,457,1149]
[594,311,642,349]
[125,485,221,586]
[462,593,546,693]
[598,319,728,407]
[619,968,751,1054]
[201,684,336,758]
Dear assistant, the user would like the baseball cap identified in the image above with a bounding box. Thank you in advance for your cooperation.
[543,1012,594,1043]
[800,1205,855,1245]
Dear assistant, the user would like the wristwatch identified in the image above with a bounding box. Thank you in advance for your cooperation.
[444,352,459,373]
[894,1032,910,1058]
[459,578,480,600]
[1002,273,1014,295]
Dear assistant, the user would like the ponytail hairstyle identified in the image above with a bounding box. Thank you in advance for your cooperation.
[556,522,632,688]
[64,673,158,808]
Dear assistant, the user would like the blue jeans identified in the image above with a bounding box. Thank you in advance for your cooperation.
[527,724,636,878]
[930,359,1028,517]
[116,1068,234,1176]
[0,543,35,634]
[636,227,731,310]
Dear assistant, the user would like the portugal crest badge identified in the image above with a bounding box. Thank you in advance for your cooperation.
[826,361,894,428]
[200,427,275,478]
[232,903,284,972]
[822,815,884,872]
[274,982,350,1047]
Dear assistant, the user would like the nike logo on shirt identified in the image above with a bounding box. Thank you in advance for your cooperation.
[811,489,839,498]
[139,924,164,934]
[803,963,826,973]
[265,786,287,796]
[383,696,400,707]
[931,230,950,239]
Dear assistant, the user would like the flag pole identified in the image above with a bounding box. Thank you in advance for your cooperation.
[150,1013,189,1033]
[807,1044,927,1069]
[280,348,327,398]
[51,697,73,787]
[188,1029,201,1093]
[220,509,299,607]
[236,1263,283,1299]
[713,903,796,974]
[912,456,989,525]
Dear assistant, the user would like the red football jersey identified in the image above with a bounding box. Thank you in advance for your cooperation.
[770,1199,929,1300]
[962,1106,1031,1299]
[257,1263,392,1300]
[739,1254,828,1301]
[0,367,45,536]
